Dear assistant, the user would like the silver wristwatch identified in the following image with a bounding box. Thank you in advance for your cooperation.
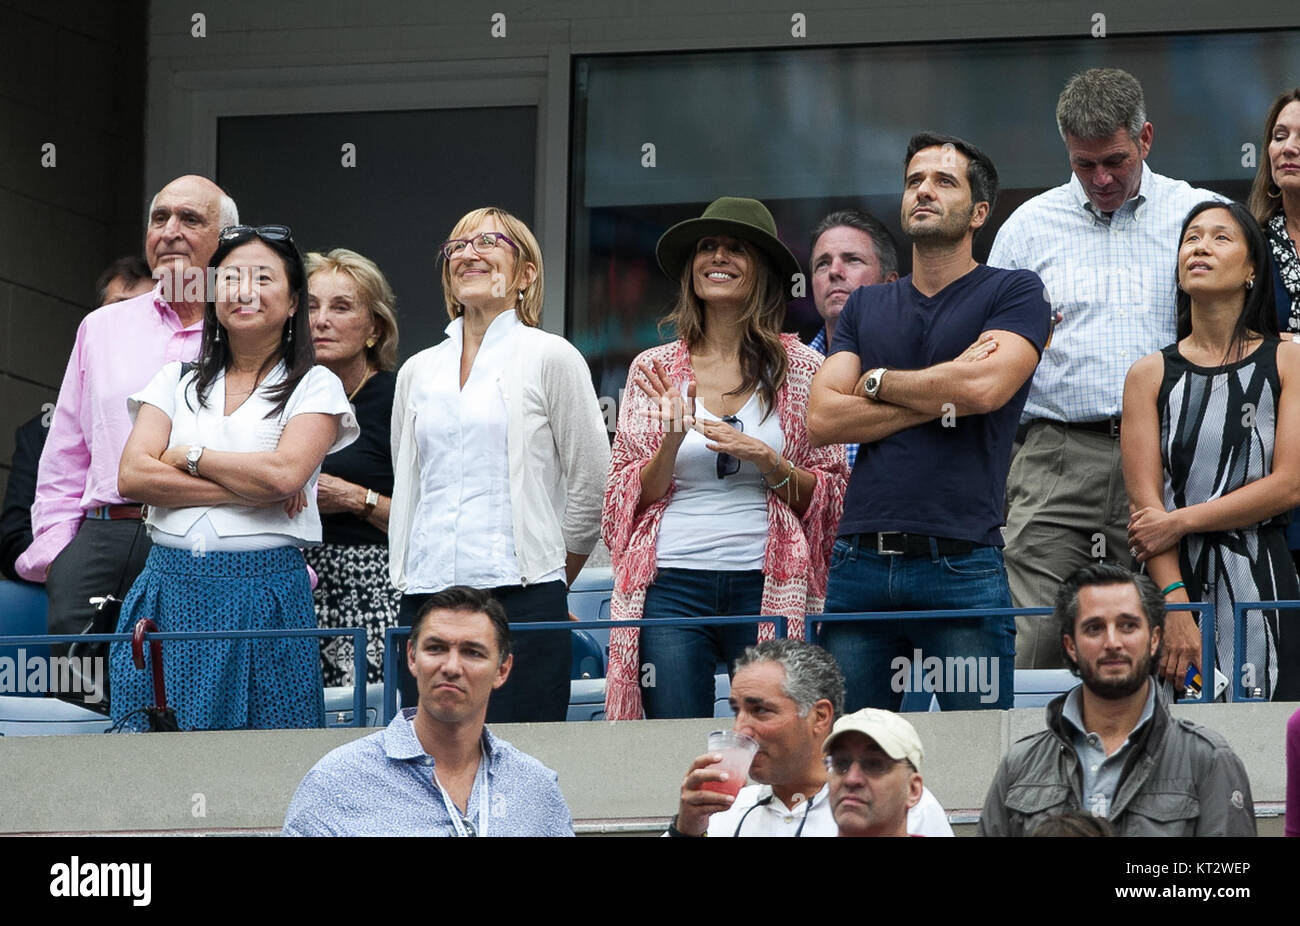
[862,368,888,400]
[186,445,204,476]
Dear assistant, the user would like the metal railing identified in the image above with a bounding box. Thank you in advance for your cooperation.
[1229,599,1300,701]
[0,628,368,728]
[381,600,1218,722]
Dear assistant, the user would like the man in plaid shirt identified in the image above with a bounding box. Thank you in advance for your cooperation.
[806,209,901,471]
[988,68,1223,669]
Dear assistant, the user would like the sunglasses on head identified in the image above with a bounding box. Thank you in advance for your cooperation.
[716,414,743,478]
[219,224,295,244]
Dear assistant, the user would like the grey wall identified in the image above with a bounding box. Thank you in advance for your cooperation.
[0,0,147,498]
[0,703,1290,835]
[140,0,1300,341]
[3,0,1295,495]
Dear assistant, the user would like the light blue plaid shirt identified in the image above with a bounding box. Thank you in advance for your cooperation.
[282,708,574,837]
[988,163,1223,423]
[808,326,857,469]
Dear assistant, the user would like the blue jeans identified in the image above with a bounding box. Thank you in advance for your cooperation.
[819,537,1015,711]
[640,567,765,719]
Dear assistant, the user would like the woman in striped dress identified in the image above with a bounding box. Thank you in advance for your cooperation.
[1123,200,1300,701]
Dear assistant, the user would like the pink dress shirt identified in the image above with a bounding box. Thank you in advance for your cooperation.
[15,287,202,582]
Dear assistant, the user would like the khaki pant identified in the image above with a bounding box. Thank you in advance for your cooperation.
[1003,421,1133,667]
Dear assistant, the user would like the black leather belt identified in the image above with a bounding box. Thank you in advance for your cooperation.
[1028,417,1121,439]
[854,532,978,557]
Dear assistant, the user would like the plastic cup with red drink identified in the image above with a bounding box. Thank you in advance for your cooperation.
[699,730,759,798]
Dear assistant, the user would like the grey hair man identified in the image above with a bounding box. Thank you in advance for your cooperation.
[989,68,1224,676]
[16,176,237,708]
[665,639,952,837]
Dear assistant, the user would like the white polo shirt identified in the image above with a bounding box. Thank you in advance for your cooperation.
[698,782,955,837]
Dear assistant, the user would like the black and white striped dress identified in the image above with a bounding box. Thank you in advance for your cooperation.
[1159,338,1299,700]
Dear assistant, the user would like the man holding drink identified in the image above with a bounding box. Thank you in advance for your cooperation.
[665,640,951,836]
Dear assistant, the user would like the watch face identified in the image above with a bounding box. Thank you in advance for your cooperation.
[866,375,880,393]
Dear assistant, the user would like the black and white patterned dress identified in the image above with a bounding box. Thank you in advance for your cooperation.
[1158,338,1300,700]
[306,370,401,688]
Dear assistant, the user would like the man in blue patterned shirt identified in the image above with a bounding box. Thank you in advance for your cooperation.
[283,586,573,836]
[806,210,901,471]
[989,68,1223,671]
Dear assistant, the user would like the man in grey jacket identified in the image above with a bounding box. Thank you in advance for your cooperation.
[978,563,1255,836]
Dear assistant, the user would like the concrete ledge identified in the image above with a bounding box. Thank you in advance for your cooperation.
[1,703,1292,834]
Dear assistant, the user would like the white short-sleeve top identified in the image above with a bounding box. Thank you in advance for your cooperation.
[129,361,359,551]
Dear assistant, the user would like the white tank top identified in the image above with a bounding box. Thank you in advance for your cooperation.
[655,391,784,570]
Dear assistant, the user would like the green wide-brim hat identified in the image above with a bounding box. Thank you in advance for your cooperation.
[655,196,801,290]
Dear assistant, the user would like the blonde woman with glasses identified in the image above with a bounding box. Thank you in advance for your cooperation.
[388,207,609,723]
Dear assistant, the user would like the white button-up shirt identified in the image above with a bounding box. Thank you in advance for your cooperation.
[988,162,1223,423]
[405,311,564,591]
[697,782,955,837]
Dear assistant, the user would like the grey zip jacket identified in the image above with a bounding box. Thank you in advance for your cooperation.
[978,686,1257,836]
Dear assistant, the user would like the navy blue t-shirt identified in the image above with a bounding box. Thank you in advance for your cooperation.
[829,264,1049,546]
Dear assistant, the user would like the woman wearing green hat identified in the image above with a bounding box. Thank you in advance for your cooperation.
[603,197,850,719]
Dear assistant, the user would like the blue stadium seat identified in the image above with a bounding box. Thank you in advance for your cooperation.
[2,683,387,735]
[1013,668,1079,708]
[0,581,51,692]
[0,695,111,736]
[714,672,731,719]
[567,678,606,722]
[323,683,385,727]
[567,567,612,677]
[571,630,603,680]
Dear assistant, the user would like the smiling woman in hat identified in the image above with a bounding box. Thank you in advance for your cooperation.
[603,197,850,720]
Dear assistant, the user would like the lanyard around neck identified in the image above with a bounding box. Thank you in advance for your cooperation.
[433,740,490,837]
[733,785,822,837]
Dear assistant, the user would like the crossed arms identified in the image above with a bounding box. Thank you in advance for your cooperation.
[807,330,1041,448]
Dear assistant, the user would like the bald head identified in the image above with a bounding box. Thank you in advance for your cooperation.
[144,175,237,281]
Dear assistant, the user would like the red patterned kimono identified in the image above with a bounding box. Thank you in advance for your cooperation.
[602,335,848,719]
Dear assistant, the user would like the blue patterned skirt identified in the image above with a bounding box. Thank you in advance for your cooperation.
[109,545,325,731]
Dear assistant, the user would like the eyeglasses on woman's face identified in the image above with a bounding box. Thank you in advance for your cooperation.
[440,231,520,262]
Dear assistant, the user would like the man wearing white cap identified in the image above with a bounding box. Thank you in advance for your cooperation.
[823,708,926,837]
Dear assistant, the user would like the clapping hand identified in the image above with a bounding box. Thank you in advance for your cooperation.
[693,416,780,470]
[636,358,695,436]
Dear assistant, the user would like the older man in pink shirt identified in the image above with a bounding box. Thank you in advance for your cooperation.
[16,175,237,702]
